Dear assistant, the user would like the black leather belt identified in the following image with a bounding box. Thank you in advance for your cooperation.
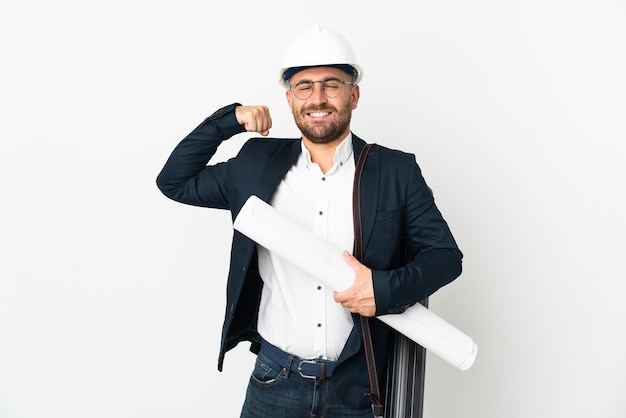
[260,339,336,380]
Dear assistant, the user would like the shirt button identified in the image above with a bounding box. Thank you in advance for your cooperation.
[318,211,323,216]
[321,177,326,181]
[317,285,322,291]
[317,323,322,328]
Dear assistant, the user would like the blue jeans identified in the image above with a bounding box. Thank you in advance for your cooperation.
[240,350,374,418]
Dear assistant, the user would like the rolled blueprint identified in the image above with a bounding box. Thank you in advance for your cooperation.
[233,195,478,371]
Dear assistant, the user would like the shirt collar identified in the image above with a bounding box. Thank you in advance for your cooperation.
[300,133,354,171]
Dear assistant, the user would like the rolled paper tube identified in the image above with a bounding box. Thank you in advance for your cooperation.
[233,195,478,371]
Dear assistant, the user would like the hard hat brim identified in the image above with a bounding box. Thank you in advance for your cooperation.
[278,63,363,88]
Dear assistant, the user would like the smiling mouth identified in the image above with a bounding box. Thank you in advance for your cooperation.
[308,111,331,118]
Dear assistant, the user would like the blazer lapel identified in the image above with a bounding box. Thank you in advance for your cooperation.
[256,139,302,203]
[352,135,380,257]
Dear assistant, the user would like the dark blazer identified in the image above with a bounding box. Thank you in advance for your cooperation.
[156,103,463,408]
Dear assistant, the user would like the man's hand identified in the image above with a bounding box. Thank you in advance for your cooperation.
[333,251,376,317]
[235,105,272,136]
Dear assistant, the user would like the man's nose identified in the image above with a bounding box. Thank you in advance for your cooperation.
[308,81,328,103]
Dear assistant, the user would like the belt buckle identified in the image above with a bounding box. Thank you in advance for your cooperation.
[297,359,320,380]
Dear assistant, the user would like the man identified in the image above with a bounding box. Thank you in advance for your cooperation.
[157,26,462,417]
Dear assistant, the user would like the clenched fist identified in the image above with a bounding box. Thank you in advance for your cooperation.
[235,105,272,136]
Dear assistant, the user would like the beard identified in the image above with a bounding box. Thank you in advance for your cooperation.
[293,104,352,144]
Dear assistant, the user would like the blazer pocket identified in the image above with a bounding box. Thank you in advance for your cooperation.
[372,205,403,245]
[375,205,402,223]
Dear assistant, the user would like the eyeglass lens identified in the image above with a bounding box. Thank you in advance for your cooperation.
[291,78,349,99]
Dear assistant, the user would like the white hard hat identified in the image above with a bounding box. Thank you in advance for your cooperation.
[278,25,364,88]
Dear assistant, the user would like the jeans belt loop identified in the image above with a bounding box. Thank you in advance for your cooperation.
[283,353,293,378]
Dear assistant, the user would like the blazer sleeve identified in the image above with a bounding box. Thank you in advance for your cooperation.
[371,153,463,316]
[156,103,246,209]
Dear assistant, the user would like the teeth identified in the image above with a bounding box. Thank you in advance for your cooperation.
[310,112,329,117]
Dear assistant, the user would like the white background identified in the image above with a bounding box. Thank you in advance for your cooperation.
[1,1,625,417]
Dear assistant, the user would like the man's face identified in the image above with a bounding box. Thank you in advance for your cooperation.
[286,66,360,145]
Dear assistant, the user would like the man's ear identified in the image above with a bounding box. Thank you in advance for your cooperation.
[351,84,360,110]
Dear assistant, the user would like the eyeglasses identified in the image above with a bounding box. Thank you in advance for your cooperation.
[289,77,355,100]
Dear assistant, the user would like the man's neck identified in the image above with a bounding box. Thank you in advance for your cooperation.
[302,134,349,174]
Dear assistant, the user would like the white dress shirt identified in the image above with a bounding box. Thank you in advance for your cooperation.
[257,134,356,360]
